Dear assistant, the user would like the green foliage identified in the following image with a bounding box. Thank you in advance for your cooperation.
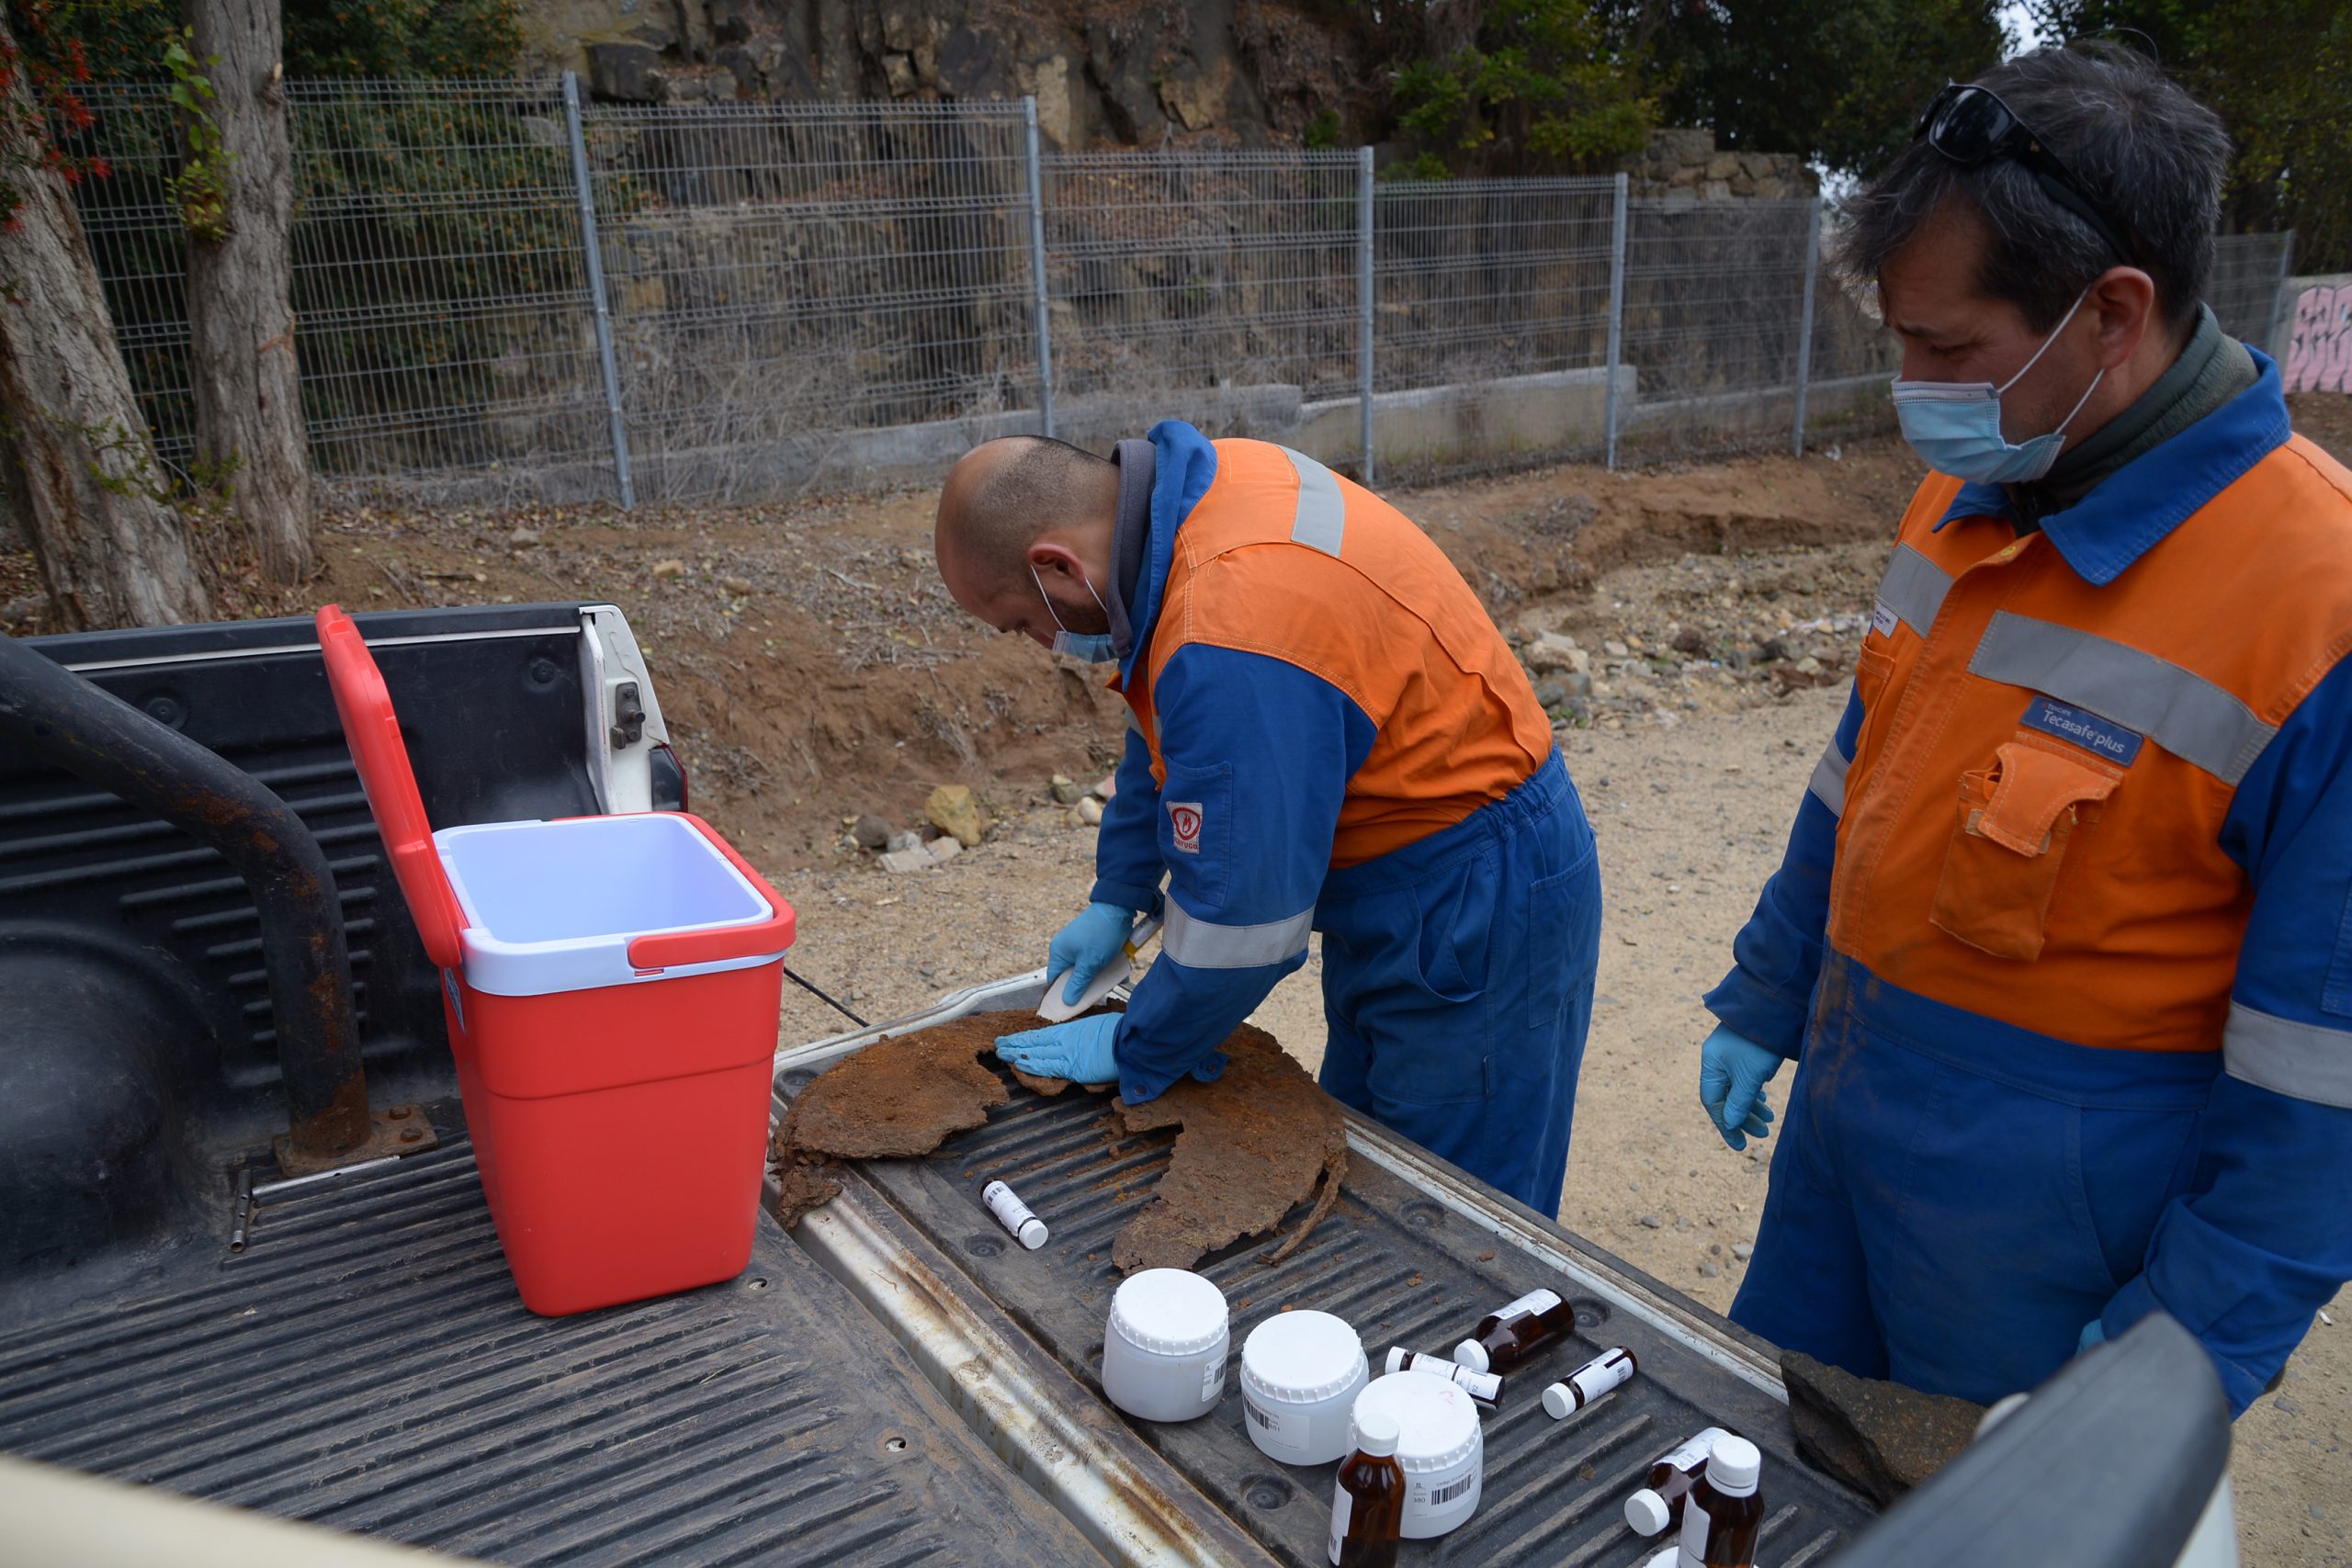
[162,28,229,242]
[1388,0,1658,175]
[2025,0,2349,271]
[1618,0,2005,175]
[1302,108,1343,150]
[23,0,524,82]
[1380,151,1453,183]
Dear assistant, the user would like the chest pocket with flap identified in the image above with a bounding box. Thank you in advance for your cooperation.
[1930,740,2122,962]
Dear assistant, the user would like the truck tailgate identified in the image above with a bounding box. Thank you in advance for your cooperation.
[776,976,1879,1567]
[0,1134,1102,1566]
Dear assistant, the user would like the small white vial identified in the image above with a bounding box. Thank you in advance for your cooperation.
[981,1179,1048,1249]
[1384,1347,1503,1406]
[1540,1346,1637,1418]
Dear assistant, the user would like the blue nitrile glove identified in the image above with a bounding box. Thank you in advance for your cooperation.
[1047,901,1139,1006]
[1699,1023,1782,1151]
[996,1014,1122,1085]
[2077,1317,2107,1353]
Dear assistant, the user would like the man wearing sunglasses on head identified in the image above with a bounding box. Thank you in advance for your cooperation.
[1697,43,2352,1417]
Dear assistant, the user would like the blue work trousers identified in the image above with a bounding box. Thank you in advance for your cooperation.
[1315,752,1600,1215]
[1732,953,2218,1404]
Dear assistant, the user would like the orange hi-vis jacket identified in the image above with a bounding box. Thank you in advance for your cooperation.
[1826,440,2352,1055]
[1113,436,1554,871]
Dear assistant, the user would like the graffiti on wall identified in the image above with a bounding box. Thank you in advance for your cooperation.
[2286,285,2351,393]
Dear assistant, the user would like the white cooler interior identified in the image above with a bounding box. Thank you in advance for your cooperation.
[437,813,768,944]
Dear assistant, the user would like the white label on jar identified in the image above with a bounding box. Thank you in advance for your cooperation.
[1429,1472,1477,1507]
[1328,1485,1351,1564]
[1202,1360,1225,1402]
[1244,1393,1305,1454]
[1496,1288,1564,1324]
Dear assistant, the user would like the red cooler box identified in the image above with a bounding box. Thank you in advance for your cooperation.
[316,605,794,1314]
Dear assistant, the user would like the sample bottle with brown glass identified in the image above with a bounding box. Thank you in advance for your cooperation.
[1675,1433,1764,1568]
[1328,1409,1405,1568]
[1453,1287,1576,1373]
[1625,1426,1733,1537]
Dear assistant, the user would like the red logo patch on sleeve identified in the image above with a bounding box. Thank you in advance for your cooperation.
[1167,801,1203,854]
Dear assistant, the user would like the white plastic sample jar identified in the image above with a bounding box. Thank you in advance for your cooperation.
[1101,1268,1231,1422]
[1239,1310,1370,1465]
[1348,1371,1484,1539]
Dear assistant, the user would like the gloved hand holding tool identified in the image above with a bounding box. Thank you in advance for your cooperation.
[996,1014,1122,1086]
[1699,1024,1782,1152]
[1036,903,1162,1022]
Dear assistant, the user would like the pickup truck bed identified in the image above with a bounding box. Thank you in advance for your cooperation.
[6,604,2233,1567]
[775,978,1872,1568]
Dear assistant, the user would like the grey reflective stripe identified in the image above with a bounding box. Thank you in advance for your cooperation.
[2223,1002,2352,1110]
[1808,739,1850,818]
[1280,446,1346,556]
[1162,903,1313,970]
[1969,613,2278,785]
[1878,545,1953,636]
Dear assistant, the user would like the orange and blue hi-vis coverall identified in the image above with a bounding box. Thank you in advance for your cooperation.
[1708,353,2352,1414]
[1094,421,1601,1213]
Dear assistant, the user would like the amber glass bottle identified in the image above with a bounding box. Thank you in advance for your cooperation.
[1328,1409,1405,1568]
[1453,1287,1575,1373]
[1675,1434,1763,1568]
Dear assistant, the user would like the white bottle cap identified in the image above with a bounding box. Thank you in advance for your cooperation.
[1539,1382,1577,1420]
[1016,1217,1048,1249]
[1706,1434,1761,1495]
[1453,1338,1491,1374]
[1623,1487,1672,1536]
[1385,1347,1410,1374]
[1353,1408,1401,1459]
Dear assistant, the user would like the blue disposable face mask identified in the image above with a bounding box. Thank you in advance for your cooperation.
[1890,289,2105,484]
[1031,564,1116,665]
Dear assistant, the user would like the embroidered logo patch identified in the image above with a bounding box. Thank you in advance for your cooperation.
[2021,694,2143,766]
[1870,600,1900,638]
[1167,801,1204,854]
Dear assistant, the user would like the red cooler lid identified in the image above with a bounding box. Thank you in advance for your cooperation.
[315,605,468,970]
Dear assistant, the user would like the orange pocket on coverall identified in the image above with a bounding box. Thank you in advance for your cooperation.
[1929,741,2120,962]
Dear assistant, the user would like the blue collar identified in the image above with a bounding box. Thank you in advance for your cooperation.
[1933,347,2292,585]
[1114,419,1220,687]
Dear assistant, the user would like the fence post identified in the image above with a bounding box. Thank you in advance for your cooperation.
[1602,172,1629,471]
[1023,97,1057,440]
[2266,230,2298,363]
[561,73,634,511]
[1357,146,1376,486]
[1792,195,1823,458]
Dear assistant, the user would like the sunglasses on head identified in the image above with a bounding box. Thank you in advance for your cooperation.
[1915,82,2143,268]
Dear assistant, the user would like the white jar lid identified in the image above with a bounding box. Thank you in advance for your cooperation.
[1109,1268,1230,1356]
[1240,1311,1366,1404]
[1350,1371,1480,1473]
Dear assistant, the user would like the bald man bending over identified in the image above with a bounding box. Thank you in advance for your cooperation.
[933,421,1601,1213]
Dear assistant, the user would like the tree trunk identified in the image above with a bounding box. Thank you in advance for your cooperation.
[0,15,211,630]
[186,0,312,585]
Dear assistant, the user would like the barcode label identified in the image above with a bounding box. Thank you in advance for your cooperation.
[1245,1398,1277,1430]
[1430,1473,1476,1506]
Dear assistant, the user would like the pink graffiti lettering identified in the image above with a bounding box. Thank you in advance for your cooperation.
[2286,285,2352,394]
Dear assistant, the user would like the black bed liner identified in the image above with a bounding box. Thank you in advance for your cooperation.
[0,1134,1103,1567]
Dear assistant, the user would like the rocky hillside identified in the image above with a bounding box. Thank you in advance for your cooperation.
[536,0,1375,151]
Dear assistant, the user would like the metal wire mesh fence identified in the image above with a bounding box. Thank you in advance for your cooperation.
[587,98,1039,503]
[1040,149,1363,452]
[57,79,2296,509]
[1372,176,1618,472]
